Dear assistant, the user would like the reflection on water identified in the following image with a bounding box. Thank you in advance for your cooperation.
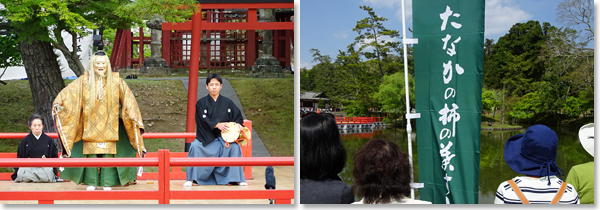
[339,126,593,204]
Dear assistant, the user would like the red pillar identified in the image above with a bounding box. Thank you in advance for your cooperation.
[273,30,280,66]
[126,30,132,69]
[284,30,291,68]
[246,9,257,68]
[185,10,202,152]
[246,30,256,68]
[162,30,171,67]
[138,27,144,67]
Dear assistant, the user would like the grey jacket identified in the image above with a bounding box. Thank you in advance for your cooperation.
[300,177,355,204]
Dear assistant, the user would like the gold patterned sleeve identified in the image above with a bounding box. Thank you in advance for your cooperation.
[52,76,85,157]
[118,77,146,158]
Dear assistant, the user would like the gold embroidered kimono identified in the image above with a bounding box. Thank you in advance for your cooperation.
[52,71,146,158]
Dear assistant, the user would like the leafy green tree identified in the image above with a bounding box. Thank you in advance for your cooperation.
[353,5,401,83]
[538,26,593,117]
[115,0,198,27]
[0,34,21,82]
[343,59,383,117]
[3,0,126,76]
[484,21,549,93]
[481,88,501,116]
[498,51,537,97]
[482,38,494,89]
[305,7,410,117]
[335,46,375,97]
[374,72,414,121]
[299,67,315,91]
[308,48,334,92]
[507,91,543,123]
[0,0,198,132]
[2,0,198,76]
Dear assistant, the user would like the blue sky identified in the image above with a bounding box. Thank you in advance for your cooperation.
[299,0,592,69]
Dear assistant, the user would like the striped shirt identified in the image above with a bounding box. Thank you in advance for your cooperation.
[495,176,579,204]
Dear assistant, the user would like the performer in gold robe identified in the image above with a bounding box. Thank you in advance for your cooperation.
[52,51,146,190]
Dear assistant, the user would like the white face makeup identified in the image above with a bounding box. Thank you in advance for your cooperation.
[93,56,109,76]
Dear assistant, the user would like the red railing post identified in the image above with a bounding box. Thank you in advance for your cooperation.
[39,200,54,204]
[158,149,173,204]
[158,149,166,204]
[242,120,252,180]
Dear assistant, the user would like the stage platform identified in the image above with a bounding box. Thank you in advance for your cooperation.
[0,166,294,204]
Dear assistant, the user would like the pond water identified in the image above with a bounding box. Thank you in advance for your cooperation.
[338,125,594,204]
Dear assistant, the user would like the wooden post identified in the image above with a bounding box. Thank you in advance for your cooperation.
[185,9,203,152]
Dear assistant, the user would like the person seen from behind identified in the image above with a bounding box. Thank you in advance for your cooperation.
[352,139,431,204]
[495,124,579,204]
[565,123,594,204]
[300,112,354,204]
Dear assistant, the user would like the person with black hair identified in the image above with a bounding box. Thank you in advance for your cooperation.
[300,112,354,204]
[184,73,247,186]
[12,114,59,182]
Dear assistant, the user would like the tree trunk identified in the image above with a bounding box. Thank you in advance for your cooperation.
[18,38,66,134]
[52,29,85,76]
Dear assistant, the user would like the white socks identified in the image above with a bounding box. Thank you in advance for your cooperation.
[183,181,193,187]
[240,182,248,186]
[86,186,112,190]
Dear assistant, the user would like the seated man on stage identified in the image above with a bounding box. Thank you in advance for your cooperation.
[184,73,247,186]
[12,114,59,183]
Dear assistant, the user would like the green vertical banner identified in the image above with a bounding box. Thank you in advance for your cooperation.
[413,0,484,204]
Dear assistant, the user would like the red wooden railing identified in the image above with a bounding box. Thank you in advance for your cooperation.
[0,131,253,180]
[335,117,384,124]
[0,150,293,204]
[0,152,242,181]
[0,133,194,139]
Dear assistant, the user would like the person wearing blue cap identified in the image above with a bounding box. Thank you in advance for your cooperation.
[494,124,580,204]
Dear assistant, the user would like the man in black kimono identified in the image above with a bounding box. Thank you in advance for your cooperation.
[184,74,247,186]
[11,114,58,182]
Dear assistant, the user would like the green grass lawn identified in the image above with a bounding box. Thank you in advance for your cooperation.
[229,78,294,157]
[0,77,294,157]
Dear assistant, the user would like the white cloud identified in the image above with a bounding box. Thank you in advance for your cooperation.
[363,0,401,8]
[333,30,350,39]
[485,0,532,36]
[365,0,532,38]
[299,59,314,69]
[355,35,400,52]
[395,1,412,26]
[364,0,413,25]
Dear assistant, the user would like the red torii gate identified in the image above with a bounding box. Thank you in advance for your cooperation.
[161,0,294,150]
